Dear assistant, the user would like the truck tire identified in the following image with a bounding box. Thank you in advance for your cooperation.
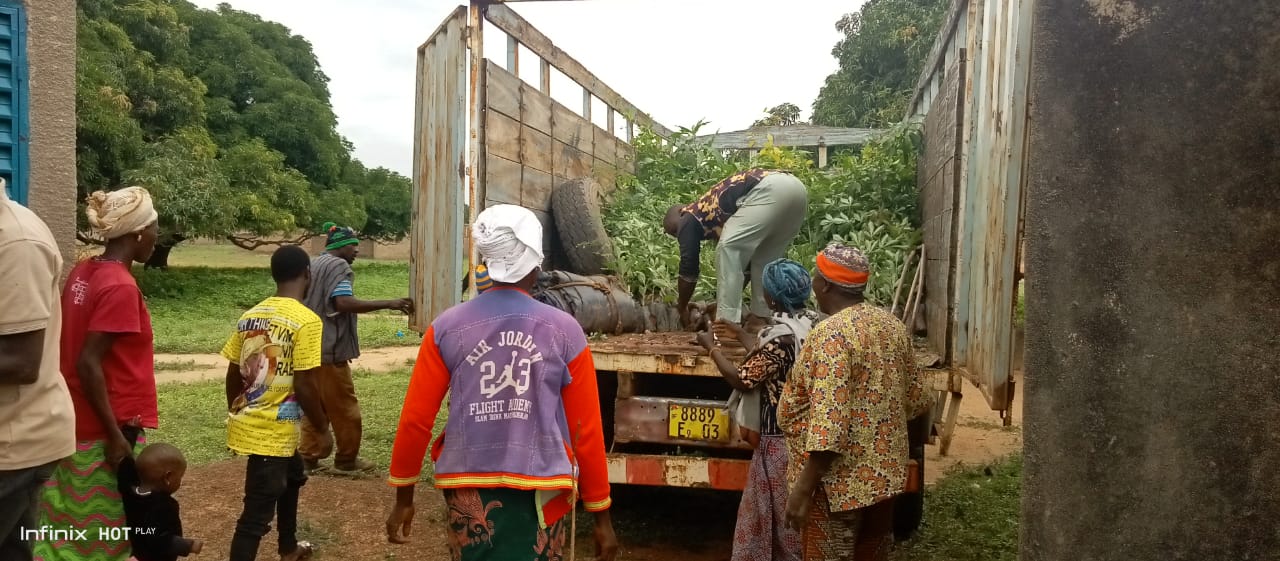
[551,178,614,275]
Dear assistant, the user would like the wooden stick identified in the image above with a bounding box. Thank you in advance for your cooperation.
[903,245,926,325]
[910,246,927,325]
[901,272,916,323]
[892,247,919,316]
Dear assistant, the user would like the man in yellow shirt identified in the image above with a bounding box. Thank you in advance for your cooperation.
[221,245,328,561]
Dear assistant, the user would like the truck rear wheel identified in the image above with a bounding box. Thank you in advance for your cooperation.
[551,177,615,275]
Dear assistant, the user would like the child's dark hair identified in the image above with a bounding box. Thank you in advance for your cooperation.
[271,245,311,283]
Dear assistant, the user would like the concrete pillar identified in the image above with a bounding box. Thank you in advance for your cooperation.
[24,0,77,270]
[1022,1,1280,560]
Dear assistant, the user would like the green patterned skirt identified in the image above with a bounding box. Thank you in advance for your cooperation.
[33,435,147,561]
[444,488,571,561]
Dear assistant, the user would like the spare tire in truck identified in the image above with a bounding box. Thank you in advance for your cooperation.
[551,178,615,275]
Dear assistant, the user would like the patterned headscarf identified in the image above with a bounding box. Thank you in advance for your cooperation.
[816,242,870,289]
[86,186,158,240]
[323,222,359,251]
[762,258,811,312]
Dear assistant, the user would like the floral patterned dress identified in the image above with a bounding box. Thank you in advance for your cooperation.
[777,303,932,560]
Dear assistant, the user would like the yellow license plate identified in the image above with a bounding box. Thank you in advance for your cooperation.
[668,404,730,443]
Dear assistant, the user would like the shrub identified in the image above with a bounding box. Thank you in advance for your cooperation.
[604,121,923,306]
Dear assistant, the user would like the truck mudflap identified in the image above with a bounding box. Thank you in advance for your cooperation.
[606,453,750,491]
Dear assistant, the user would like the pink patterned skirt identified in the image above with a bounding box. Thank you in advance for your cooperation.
[732,435,801,561]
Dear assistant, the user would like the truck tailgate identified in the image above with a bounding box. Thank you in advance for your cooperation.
[590,332,746,377]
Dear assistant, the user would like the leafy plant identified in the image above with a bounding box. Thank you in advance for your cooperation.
[603,121,923,307]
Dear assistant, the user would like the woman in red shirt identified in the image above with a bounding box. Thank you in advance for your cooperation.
[35,186,161,561]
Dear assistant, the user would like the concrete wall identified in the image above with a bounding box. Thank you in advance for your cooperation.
[1022,1,1280,559]
[197,236,412,262]
[23,0,77,269]
[303,237,410,261]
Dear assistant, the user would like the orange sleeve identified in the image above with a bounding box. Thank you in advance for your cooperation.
[562,348,612,511]
[388,326,450,487]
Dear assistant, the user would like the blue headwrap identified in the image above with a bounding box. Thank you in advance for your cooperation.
[762,258,812,312]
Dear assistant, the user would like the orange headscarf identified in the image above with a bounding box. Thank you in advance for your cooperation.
[815,242,870,288]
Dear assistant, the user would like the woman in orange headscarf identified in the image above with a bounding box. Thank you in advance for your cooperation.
[778,242,934,561]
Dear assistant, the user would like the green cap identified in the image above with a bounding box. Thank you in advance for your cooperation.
[323,222,359,251]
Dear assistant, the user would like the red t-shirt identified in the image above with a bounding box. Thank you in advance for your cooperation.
[60,259,158,440]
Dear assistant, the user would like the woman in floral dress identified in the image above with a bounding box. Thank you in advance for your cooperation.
[778,243,934,561]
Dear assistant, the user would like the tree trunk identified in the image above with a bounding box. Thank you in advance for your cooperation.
[144,234,187,270]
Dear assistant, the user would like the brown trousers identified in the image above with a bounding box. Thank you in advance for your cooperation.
[803,488,895,561]
[298,362,362,464]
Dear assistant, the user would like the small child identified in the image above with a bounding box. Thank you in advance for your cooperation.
[117,443,202,561]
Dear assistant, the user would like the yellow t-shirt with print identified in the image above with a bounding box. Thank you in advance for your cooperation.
[220,296,323,457]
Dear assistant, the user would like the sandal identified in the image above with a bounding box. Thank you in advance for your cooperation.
[281,542,314,561]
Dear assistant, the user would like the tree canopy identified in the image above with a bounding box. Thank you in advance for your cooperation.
[76,0,411,265]
[810,0,950,129]
[751,102,804,128]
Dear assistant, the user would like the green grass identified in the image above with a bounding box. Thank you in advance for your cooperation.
[150,369,443,473]
[893,454,1022,561]
[138,262,419,354]
[154,359,199,372]
[168,243,274,268]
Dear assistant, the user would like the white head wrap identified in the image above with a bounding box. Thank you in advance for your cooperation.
[86,186,158,240]
[472,204,543,283]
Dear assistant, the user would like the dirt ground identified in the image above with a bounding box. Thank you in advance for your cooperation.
[181,459,739,561]
[153,346,421,384]
[164,350,1021,560]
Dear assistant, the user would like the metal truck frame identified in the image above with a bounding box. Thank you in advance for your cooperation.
[409,1,956,491]
[408,1,754,490]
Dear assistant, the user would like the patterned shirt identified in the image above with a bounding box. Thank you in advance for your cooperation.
[676,168,780,280]
[778,303,932,512]
[737,310,821,436]
[221,297,323,457]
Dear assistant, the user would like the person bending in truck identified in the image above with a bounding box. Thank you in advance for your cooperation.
[298,222,413,474]
[697,258,821,561]
[385,204,618,561]
[664,168,809,336]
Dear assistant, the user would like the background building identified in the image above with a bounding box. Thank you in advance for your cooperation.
[3,0,76,266]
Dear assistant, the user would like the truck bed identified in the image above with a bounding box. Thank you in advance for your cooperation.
[589,332,746,377]
[590,332,703,355]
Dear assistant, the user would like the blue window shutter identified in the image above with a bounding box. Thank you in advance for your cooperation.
[0,2,28,206]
